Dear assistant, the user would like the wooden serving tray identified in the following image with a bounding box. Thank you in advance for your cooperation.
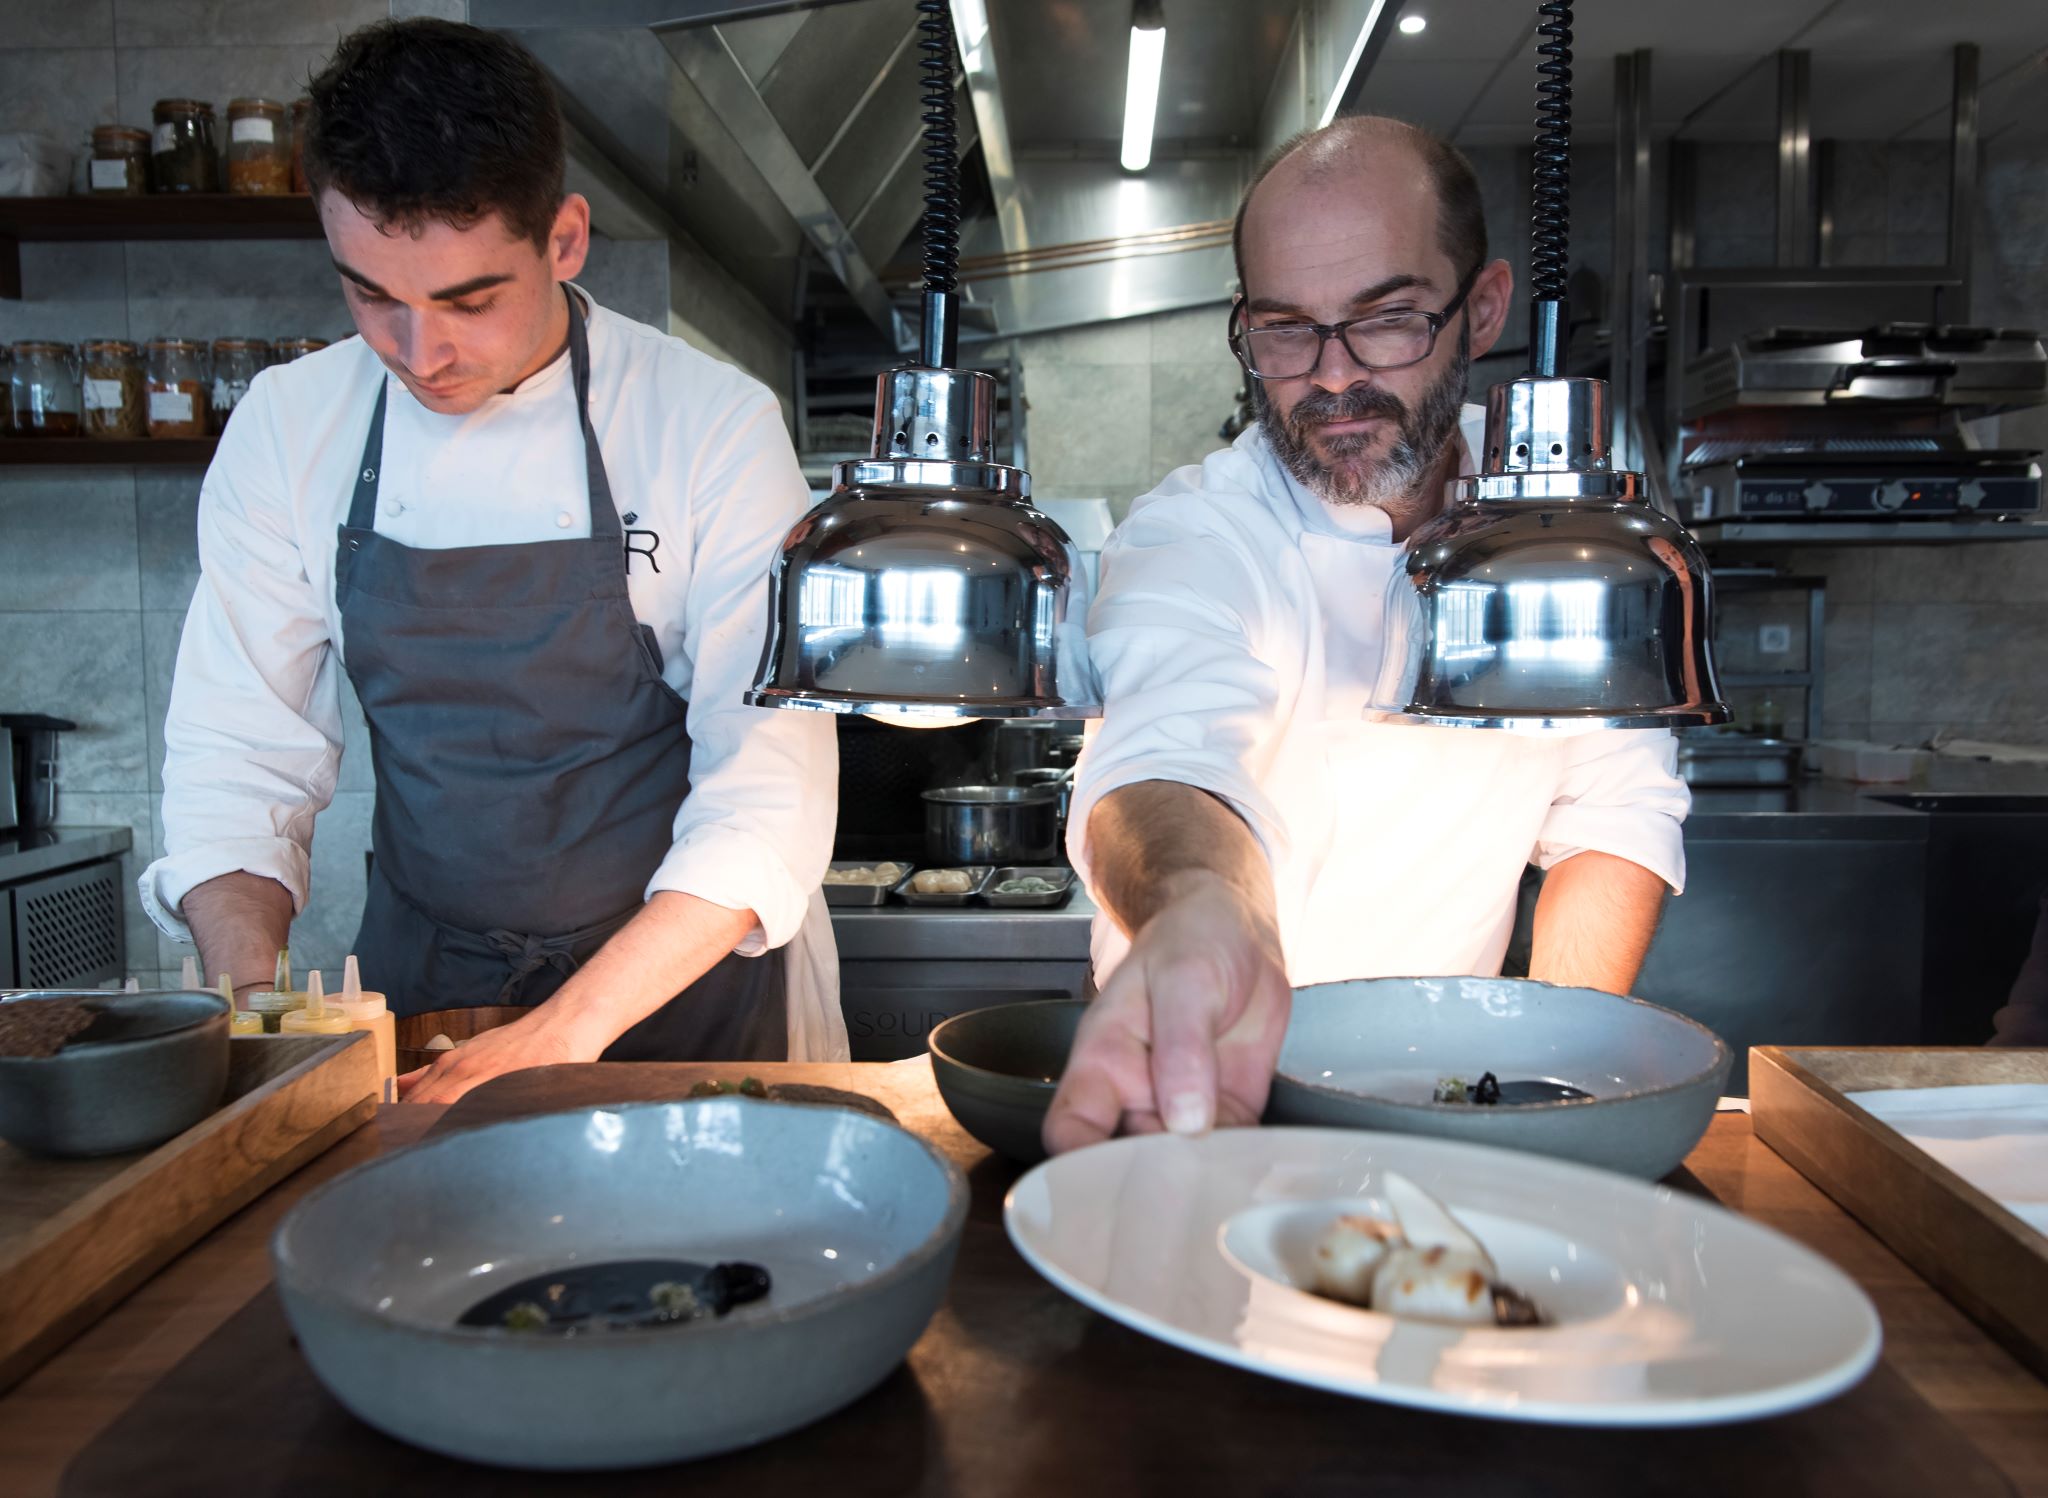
[0,1032,379,1394]
[1751,1045,2048,1382]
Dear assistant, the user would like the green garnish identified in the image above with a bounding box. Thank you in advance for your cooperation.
[502,1301,549,1332]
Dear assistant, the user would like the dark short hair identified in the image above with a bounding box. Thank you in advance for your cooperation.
[304,19,566,250]
[1232,117,1487,291]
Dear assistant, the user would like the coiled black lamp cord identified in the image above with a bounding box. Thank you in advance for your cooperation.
[917,0,960,369]
[1529,0,1572,378]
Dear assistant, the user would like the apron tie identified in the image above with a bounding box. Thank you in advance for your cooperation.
[483,928,586,1003]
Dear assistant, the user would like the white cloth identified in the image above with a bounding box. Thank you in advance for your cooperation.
[1069,409,1690,988]
[141,287,843,1054]
[1845,1084,2048,1237]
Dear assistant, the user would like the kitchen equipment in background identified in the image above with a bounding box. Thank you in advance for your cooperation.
[1,715,75,838]
[1364,1,1727,732]
[0,990,229,1157]
[208,338,270,433]
[8,342,82,437]
[143,339,209,438]
[149,100,219,193]
[81,339,146,439]
[928,998,1084,1164]
[1676,732,1801,787]
[86,126,151,196]
[224,98,289,195]
[922,785,1059,867]
[1679,326,2046,524]
[748,2,1096,724]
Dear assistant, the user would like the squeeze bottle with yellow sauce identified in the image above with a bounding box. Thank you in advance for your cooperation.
[333,955,398,1103]
[280,970,351,1036]
[245,947,306,1033]
[221,972,264,1035]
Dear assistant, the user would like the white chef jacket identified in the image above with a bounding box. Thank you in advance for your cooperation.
[1069,409,1690,988]
[141,288,845,1054]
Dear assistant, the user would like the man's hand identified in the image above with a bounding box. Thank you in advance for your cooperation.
[1044,869,1291,1154]
[398,1005,606,1105]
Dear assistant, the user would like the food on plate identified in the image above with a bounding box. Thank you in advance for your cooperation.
[1433,1072,1504,1106]
[912,868,976,894]
[993,876,1062,895]
[1309,1170,1543,1327]
[0,995,99,1058]
[460,1257,772,1334]
[823,861,907,887]
[688,1076,769,1099]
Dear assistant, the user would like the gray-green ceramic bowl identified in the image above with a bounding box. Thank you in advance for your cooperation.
[928,999,1086,1165]
[271,1097,968,1470]
[1264,977,1731,1180]
[0,990,230,1156]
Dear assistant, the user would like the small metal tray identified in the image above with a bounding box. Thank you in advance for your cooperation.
[981,866,1076,909]
[896,866,994,906]
[821,860,916,907]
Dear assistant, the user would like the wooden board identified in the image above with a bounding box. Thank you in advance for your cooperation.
[0,1032,379,1394]
[45,1064,2022,1498]
[1752,1045,2048,1383]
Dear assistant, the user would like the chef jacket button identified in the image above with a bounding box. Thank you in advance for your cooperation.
[556,510,573,528]
[382,502,402,518]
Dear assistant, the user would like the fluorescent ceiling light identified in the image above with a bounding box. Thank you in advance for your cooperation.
[1320,0,1390,127]
[1121,18,1166,172]
[1398,13,1426,34]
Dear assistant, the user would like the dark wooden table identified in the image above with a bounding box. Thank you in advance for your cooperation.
[1,1060,2044,1497]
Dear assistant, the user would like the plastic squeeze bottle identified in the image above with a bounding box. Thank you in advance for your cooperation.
[181,955,201,990]
[281,970,351,1036]
[221,972,264,1035]
[333,955,398,1103]
[246,947,306,1033]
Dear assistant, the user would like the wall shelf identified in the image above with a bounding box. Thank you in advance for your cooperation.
[0,195,322,299]
[0,438,216,466]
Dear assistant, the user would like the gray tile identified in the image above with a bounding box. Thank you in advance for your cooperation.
[113,0,383,48]
[1869,542,2048,607]
[578,235,670,333]
[1884,141,1949,237]
[1868,603,2048,727]
[1714,595,1810,674]
[1887,233,1946,268]
[1979,148,2048,267]
[1826,142,1889,238]
[0,470,138,611]
[115,43,342,142]
[290,789,373,973]
[1826,233,1889,268]
[141,609,182,795]
[1861,722,1946,749]
[1779,546,1874,605]
[1020,319,1153,369]
[0,0,113,46]
[0,242,130,347]
[1692,144,1776,240]
[55,790,155,981]
[1022,361,1155,501]
[1149,360,1239,483]
[1149,303,1235,367]
[1820,602,1872,735]
[136,470,202,612]
[122,239,357,347]
[0,47,118,155]
[1691,233,1774,272]
[0,611,147,792]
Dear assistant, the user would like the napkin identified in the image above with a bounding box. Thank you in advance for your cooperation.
[1845,1083,2048,1237]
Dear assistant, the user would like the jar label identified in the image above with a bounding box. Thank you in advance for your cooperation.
[89,159,132,190]
[149,389,194,423]
[84,378,125,411]
[152,122,177,154]
[231,117,275,145]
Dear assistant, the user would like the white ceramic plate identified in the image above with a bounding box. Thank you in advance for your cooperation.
[1005,1127,1881,1427]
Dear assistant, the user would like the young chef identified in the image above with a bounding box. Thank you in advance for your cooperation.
[139,20,837,1100]
[1044,117,1690,1153]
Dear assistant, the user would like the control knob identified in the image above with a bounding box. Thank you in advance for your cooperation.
[1876,480,1912,512]
[1801,481,1834,513]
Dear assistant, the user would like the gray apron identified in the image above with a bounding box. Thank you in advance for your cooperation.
[335,291,785,1061]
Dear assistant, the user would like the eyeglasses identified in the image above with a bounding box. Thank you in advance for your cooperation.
[1229,264,1482,381]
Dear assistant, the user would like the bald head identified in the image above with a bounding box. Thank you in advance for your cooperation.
[1232,117,1486,293]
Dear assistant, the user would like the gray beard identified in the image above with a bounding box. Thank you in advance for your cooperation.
[1259,332,1471,531]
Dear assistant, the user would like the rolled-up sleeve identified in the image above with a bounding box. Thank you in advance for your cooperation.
[141,379,345,942]
[1531,729,1690,893]
[644,389,834,955]
[1066,505,1297,886]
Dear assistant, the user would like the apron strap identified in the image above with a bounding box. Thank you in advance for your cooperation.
[482,926,587,1004]
[345,380,389,534]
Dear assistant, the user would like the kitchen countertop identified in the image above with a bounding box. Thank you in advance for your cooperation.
[1,1063,2043,1497]
[0,825,133,884]
[1688,760,2048,838]
[830,886,1098,961]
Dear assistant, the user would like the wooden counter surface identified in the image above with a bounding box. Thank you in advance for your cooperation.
[1,1061,2043,1496]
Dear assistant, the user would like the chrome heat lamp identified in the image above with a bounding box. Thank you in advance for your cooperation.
[1367,1,1728,731]
[747,1,1098,724]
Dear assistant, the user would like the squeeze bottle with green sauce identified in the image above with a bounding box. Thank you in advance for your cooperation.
[221,972,264,1035]
[333,954,398,1103]
[245,947,306,1033]
[280,970,351,1036]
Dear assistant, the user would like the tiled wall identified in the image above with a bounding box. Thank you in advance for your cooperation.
[0,0,679,989]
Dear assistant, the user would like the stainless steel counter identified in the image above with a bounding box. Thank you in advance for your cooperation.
[0,825,134,885]
[830,888,1097,962]
[1687,760,2048,839]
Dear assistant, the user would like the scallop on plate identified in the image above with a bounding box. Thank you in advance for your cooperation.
[1004,1127,1880,1427]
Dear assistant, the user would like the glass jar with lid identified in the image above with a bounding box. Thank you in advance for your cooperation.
[290,98,312,193]
[151,99,219,193]
[226,99,289,195]
[274,336,330,362]
[209,338,271,433]
[81,339,146,439]
[9,342,83,438]
[88,126,152,196]
[144,339,211,438]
